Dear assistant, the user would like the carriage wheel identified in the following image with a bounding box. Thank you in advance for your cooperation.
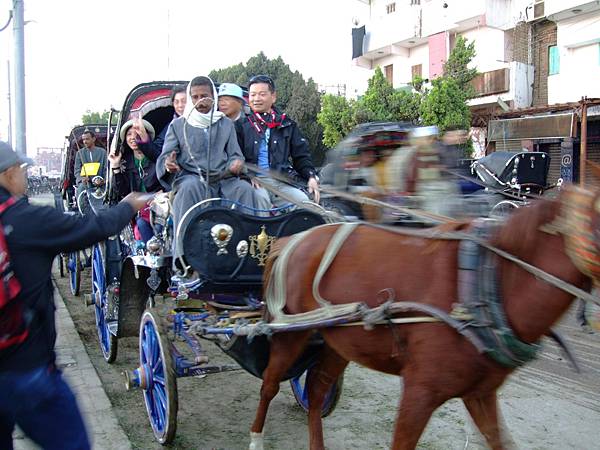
[139,309,178,444]
[290,367,344,418]
[489,200,520,219]
[67,251,81,296]
[92,243,118,363]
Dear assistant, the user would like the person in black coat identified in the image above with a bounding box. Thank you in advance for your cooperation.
[0,141,148,450]
[109,118,161,242]
[235,75,320,209]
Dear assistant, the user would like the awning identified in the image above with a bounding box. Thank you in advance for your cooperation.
[488,113,575,141]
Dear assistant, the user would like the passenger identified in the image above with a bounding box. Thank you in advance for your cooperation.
[218,83,245,122]
[408,126,458,216]
[156,76,257,255]
[0,141,148,450]
[152,85,187,154]
[236,74,320,209]
[109,117,160,242]
[73,129,107,214]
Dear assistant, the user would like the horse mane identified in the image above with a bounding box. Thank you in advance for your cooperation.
[263,236,292,299]
[491,197,561,254]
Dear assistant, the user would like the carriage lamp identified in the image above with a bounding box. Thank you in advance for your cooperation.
[211,224,233,255]
[146,237,163,255]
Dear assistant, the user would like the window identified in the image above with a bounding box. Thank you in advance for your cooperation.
[384,64,394,84]
[548,45,559,75]
[386,2,396,14]
[411,64,422,80]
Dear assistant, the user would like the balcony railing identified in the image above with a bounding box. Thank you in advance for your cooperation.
[471,68,510,97]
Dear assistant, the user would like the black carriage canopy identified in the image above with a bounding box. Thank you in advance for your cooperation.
[471,151,550,190]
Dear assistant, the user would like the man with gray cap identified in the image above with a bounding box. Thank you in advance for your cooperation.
[0,141,149,450]
[218,83,246,122]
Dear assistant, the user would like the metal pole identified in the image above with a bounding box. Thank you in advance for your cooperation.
[13,0,26,155]
[580,97,588,185]
[7,60,12,147]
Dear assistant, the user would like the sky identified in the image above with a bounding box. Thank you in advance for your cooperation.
[0,0,370,157]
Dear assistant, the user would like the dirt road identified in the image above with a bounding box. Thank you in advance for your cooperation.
[53,264,600,450]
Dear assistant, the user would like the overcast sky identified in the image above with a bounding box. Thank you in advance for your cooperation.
[0,0,369,156]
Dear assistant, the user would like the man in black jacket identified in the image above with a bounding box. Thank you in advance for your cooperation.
[236,75,320,209]
[0,141,148,450]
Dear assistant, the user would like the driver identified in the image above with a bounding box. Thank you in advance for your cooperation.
[73,129,107,214]
[156,76,258,259]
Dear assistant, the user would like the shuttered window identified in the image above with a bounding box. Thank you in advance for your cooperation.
[549,45,559,75]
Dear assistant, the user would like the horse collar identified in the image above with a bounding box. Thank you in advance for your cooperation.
[457,219,540,368]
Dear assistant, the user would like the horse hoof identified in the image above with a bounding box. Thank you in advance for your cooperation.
[249,431,264,450]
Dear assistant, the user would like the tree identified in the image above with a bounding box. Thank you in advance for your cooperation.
[81,109,116,125]
[318,67,422,148]
[420,77,471,132]
[419,36,476,134]
[442,35,478,99]
[209,52,326,164]
[317,94,356,148]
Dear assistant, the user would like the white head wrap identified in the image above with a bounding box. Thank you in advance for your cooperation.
[182,76,224,129]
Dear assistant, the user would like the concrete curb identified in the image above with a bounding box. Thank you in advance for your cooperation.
[13,283,132,450]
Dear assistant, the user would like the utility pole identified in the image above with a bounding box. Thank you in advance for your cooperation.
[7,60,12,147]
[13,0,26,155]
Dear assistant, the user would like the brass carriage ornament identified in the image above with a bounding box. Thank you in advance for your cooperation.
[210,224,233,255]
[249,225,276,266]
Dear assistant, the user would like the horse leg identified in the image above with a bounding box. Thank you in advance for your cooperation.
[390,379,443,450]
[462,391,515,450]
[249,331,311,450]
[306,345,348,450]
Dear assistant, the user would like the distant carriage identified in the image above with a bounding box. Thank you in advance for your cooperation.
[55,124,112,296]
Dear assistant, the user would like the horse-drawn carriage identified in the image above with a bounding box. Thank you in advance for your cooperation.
[55,124,112,295]
[82,81,343,444]
[320,122,557,224]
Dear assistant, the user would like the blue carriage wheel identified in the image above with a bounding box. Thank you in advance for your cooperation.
[139,309,178,445]
[290,366,344,418]
[92,243,118,363]
[68,251,81,296]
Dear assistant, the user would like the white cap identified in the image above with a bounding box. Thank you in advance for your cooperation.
[411,126,438,138]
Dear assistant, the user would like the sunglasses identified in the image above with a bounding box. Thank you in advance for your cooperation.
[249,75,275,90]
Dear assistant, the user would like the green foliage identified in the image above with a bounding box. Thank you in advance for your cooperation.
[318,67,422,148]
[420,77,471,132]
[209,52,326,164]
[317,94,357,148]
[81,109,116,125]
[443,35,478,99]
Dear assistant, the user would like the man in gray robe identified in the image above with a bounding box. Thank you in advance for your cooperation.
[156,76,257,263]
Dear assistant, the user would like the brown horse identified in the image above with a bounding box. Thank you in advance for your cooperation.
[248,186,600,450]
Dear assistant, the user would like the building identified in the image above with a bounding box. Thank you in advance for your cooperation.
[352,0,600,183]
[35,146,62,177]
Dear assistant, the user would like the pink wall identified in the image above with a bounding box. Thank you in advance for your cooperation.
[428,32,448,79]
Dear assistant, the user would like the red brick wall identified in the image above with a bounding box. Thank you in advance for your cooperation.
[532,20,557,107]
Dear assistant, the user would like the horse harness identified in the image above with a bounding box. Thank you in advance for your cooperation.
[265,195,600,369]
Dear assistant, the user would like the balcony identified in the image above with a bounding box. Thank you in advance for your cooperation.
[361,7,425,59]
[545,0,600,21]
[469,62,534,109]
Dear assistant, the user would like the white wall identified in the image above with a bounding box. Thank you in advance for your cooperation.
[548,11,600,104]
[460,26,508,72]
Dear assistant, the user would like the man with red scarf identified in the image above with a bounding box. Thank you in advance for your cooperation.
[235,75,320,210]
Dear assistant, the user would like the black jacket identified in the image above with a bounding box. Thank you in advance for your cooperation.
[235,111,317,181]
[0,188,134,371]
[113,141,161,197]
